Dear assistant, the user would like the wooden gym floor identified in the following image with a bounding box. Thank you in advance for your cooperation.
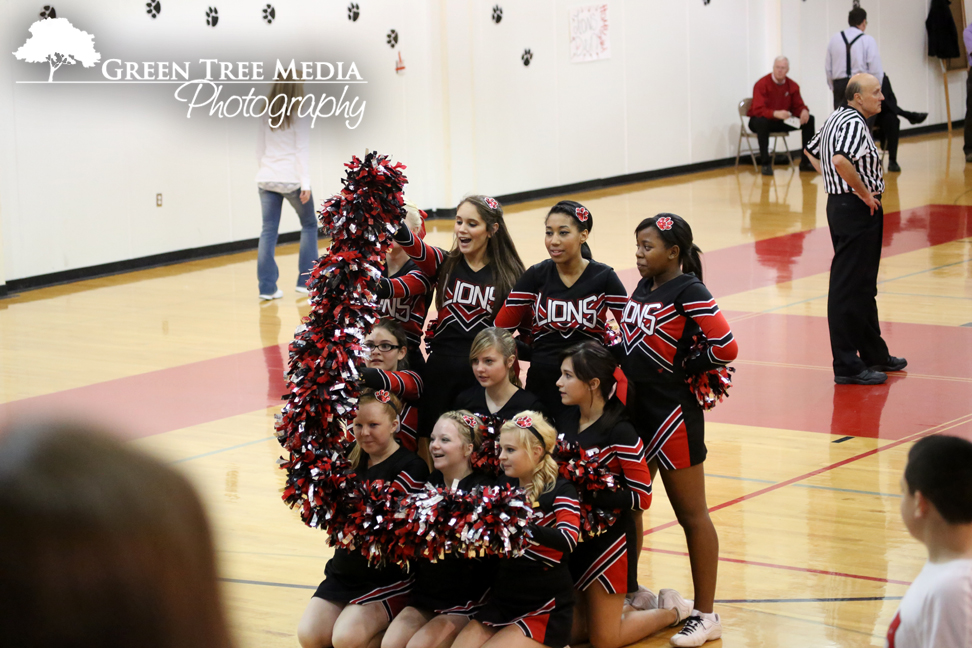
[2,130,972,647]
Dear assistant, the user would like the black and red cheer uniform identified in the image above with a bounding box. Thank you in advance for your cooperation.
[377,259,433,373]
[476,477,580,648]
[558,407,653,594]
[495,259,627,420]
[313,446,429,620]
[619,273,737,469]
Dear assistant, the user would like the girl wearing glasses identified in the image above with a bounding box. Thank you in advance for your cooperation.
[360,319,423,453]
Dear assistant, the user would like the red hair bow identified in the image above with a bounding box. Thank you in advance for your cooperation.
[656,217,674,231]
[375,390,391,404]
[575,207,590,222]
[461,415,479,428]
[513,415,534,429]
[484,197,499,210]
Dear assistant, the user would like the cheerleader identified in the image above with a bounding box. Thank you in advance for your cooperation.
[620,214,738,647]
[377,202,433,372]
[452,412,579,648]
[495,201,627,421]
[556,342,692,648]
[360,319,423,452]
[391,196,525,440]
[297,390,430,648]
[454,328,544,420]
[382,411,495,648]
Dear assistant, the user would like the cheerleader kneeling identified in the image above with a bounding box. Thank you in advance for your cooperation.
[297,390,430,648]
[452,412,578,648]
[381,411,496,648]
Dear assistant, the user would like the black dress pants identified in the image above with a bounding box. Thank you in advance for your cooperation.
[832,78,849,109]
[826,193,890,377]
[748,116,815,166]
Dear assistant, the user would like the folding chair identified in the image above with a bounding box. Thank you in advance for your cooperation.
[736,98,795,170]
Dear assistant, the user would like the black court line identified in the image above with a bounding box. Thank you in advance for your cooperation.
[717,596,902,604]
[219,577,316,590]
[832,436,855,443]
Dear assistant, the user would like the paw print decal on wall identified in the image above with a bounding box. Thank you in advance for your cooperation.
[703,0,710,4]
[206,6,218,26]
[262,4,275,24]
[386,29,398,47]
[40,5,56,18]
[347,3,359,21]
[492,5,502,23]
[521,48,533,66]
[146,0,160,18]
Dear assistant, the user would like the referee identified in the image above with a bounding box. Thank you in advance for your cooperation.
[804,73,907,385]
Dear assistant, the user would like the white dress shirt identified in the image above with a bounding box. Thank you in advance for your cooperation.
[825,27,883,88]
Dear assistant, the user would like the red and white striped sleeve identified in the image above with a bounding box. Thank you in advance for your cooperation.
[394,226,445,279]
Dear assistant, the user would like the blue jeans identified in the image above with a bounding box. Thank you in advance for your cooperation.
[257,188,319,295]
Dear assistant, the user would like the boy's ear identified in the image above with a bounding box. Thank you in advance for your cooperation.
[914,491,931,519]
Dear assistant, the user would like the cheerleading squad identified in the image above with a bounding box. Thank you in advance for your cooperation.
[298,198,739,648]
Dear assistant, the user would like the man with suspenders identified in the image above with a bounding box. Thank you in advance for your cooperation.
[826,8,882,110]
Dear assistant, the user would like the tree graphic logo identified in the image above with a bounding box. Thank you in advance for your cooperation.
[12,18,101,82]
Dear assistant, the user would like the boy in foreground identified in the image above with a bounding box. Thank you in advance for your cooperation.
[887,435,972,647]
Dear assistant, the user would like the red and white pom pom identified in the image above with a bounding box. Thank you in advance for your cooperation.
[513,415,533,429]
[575,206,590,222]
[375,390,391,404]
[656,216,674,231]
[484,197,499,210]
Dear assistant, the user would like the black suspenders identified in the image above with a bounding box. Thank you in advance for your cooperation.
[840,31,865,77]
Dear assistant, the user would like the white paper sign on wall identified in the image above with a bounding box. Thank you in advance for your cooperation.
[569,4,610,63]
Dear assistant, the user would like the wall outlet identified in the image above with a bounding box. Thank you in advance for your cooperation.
[156,193,163,207]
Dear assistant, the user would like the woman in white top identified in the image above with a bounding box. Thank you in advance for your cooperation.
[255,74,318,300]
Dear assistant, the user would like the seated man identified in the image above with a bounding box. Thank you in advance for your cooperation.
[747,56,815,175]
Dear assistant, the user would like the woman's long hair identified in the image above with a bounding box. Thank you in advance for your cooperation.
[468,327,521,387]
[267,70,303,131]
[500,411,558,503]
[435,195,525,318]
[0,422,234,648]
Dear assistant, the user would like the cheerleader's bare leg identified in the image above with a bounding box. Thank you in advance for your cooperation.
[449,619,495,648]
[405,614,472,648]
[380,606,434,648]
[298,598,345,648]
[658,463,718,614]
[582,583,677,648]
[330,601,392,648]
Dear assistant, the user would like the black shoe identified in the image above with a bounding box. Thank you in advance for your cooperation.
[835,369,888,385]
[888,161,901,173]
[799,162,815,172]
[870,356,907,372]
[904,111,927,125]
[965,153,972,163]
[761,164,773,176]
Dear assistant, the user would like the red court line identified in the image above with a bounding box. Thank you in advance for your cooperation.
[642,547,912,586]
[617,204,972,295]
[644,413,972,536]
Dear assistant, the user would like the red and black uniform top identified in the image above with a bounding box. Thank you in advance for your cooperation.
[557,409,653,513]
[326,446,429,581]
[360,368,423,452]
[619,273,738,384]
[393,227,497,357]
[377,259,433,351]
[509,477,581,569]
[495,259,628,369]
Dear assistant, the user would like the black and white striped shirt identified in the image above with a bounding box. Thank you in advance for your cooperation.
[806,106,884,195]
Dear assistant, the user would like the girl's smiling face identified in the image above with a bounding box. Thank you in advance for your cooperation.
[363,327,406,370]
[429,418,473,474]
[455,201,492,258]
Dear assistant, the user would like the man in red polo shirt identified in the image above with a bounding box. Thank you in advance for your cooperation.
[747,56,815,175]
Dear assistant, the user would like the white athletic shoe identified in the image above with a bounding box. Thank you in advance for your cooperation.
[657,588,694,626]
[625,585,658,610]
[670,612,722,647]
[259,289,284,301]
[294,286,310,294]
